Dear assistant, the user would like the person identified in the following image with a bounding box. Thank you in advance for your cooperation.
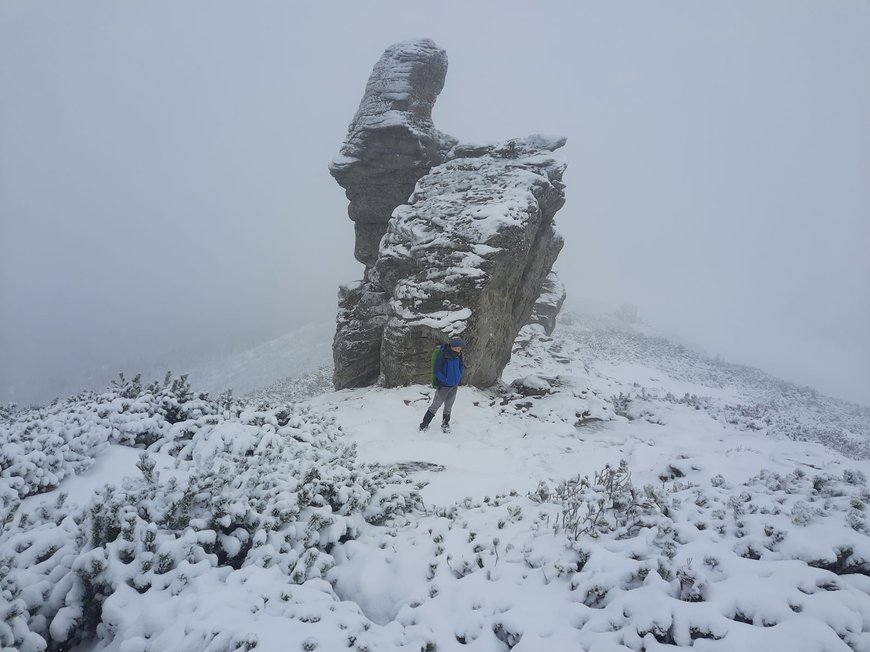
[420,337,465,433]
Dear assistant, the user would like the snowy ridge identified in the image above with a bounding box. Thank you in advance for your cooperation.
[2,312,869,651]
[552,312,870,459]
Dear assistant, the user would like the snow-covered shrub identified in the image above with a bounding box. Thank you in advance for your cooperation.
[532,460,664,539]
[0,491,80,651]
[85,429,413,631]
[843,468,867,485]
[0,398,108,507]
[0,396,422,650]
[675,560,708,602]
[98,372,224,449]
[0,373,228,517]
[789,500,814,526]
[610,392,633,419]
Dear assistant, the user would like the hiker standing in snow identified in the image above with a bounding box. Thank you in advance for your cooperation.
[420,338,465,433]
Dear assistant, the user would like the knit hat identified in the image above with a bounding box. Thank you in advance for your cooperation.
[448,338,465,348]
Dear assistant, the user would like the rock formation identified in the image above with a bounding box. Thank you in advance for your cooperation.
[329,39,456,268]
[374,136,567,386]
[530,272,567,336]
[330,39,569,389]
[331,282,391,389]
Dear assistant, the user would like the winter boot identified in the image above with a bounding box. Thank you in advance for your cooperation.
[441,414,451,434]
[419,410,435,431]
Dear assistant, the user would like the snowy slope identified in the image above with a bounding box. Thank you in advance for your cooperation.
[2,311,869,651]
[187,321,333,399]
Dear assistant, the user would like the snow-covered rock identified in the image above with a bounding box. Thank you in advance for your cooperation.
[332,281,391,390]
[375,135,567,387]
[330,39,455,391]
[530,271,567,335]
[330,41,569,390]
[329,38,456,268]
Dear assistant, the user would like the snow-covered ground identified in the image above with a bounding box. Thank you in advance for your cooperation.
[2,311,869,651]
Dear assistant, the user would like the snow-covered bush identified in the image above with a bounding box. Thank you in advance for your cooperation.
[532,460,664,539]
[0,491,78,652]
[1,395,109,515]
[0,379,422,651]
[4,313,870,651]
[610,392,633,419]
[0,373,230,521]
[324,455,870,650]
[99,372,223,447]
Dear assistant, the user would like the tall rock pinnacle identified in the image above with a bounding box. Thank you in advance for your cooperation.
[329,39,456,268]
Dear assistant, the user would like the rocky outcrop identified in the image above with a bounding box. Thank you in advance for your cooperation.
[329,39,456,390]
[375,135,567,386]
[329,39,456,268]
[529,272,567,336]
[329,39,569,389]
[332,282,390,389]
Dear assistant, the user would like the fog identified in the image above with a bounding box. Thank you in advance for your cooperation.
[1,0,869,406]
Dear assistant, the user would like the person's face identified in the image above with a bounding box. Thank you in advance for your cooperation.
[450,345,463,353]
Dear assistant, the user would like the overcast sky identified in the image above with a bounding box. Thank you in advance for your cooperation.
[1,0,869,406]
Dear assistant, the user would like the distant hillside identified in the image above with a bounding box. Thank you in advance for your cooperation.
[549,311,870,459]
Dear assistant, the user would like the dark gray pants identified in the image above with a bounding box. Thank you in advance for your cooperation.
[428,385,458,418]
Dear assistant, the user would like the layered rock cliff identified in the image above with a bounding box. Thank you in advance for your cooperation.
[330,39,568,389]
